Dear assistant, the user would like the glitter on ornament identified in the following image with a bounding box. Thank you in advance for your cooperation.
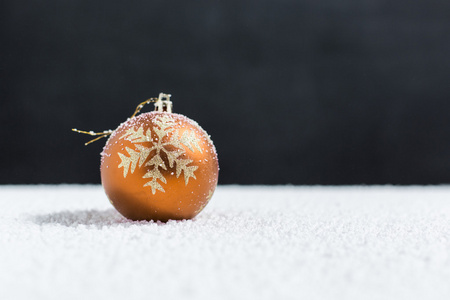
[73,93,219,221]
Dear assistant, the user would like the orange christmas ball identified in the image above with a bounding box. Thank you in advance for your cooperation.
[100,99,218,222]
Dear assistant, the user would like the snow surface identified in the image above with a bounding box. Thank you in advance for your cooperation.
[1,185,450,300]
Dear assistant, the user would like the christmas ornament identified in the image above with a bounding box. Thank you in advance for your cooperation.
[73,93,219,221]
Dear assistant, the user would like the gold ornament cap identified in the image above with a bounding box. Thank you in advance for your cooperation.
[154,93,172,113]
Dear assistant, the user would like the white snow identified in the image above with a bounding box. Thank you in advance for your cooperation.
[1,185,450,300]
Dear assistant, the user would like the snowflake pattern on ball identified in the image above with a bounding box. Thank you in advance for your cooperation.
[117,115,202,194]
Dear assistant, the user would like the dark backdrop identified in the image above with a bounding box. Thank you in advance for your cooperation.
[2,0,450,185]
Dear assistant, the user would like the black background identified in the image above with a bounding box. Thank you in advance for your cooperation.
[2,0,450,185]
